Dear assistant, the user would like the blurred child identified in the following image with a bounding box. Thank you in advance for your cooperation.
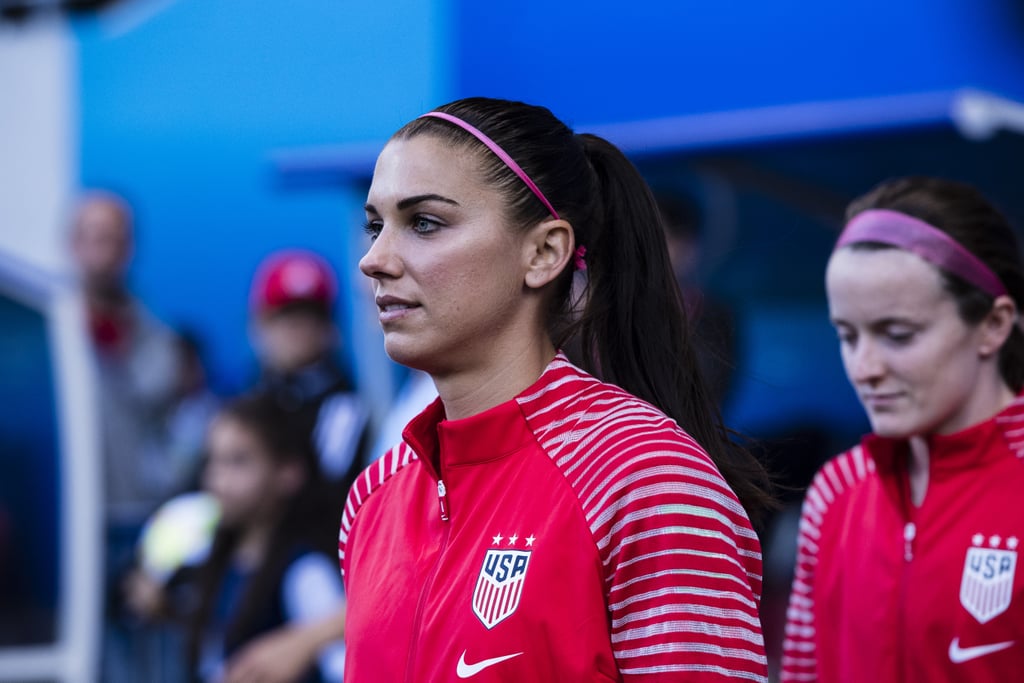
[186,393,345,683]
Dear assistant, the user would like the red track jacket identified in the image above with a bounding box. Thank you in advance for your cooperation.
[340,355,767,681]
[782,395,1024,682]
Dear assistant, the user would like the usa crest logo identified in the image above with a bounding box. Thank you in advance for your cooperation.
[472,548,531,629]
[960,534,1018,624]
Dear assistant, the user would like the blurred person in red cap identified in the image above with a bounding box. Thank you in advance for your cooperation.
[248,249,370,502]
[122,250,368,683]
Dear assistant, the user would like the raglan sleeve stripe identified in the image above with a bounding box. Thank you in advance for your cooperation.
[589,437,768,681]
[780,484,823,681]
[338,445,416,582]
[780,448,865,682]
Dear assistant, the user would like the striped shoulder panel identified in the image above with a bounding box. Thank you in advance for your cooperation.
[519,366,745,518]
[337,441,418,574]
[518,357,753,537]
[781,445,874,682]
[518,358,768,680]
[798,445,875,530]
[996,393,1024,459]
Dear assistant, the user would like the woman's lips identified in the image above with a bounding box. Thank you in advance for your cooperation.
[862,392,903,410]
[376,296,419,323]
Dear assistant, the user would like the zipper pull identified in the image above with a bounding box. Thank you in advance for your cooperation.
[904,522,916,561]
[437,479,449,522]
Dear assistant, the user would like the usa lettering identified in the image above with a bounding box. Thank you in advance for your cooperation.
[969,553,1015,580]
[484,553,529,582]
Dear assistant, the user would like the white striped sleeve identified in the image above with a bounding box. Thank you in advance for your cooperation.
[780,446,871,682]
[338,443,417,577]
[520,364,768,680]
[599,445,767,681]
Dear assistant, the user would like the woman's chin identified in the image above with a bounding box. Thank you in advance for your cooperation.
[867,415,916,440]
[384,339,430,372]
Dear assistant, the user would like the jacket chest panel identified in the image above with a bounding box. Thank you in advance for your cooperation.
[346,455,618,681]
[817,466,1024,681]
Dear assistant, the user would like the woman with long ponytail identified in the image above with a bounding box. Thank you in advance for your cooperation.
[341,97,772,681]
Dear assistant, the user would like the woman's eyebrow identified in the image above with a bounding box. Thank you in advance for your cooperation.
[365,194,460,214]
[397,194,460,210]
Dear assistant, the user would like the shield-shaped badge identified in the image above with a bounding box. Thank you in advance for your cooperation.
[960,545,1017,624]
[472,549,531,629]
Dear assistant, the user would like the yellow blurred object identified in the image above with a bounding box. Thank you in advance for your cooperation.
[137,491,220,583]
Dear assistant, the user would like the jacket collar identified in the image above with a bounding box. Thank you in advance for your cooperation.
[866,392,1024,479]
[401,353,582,477]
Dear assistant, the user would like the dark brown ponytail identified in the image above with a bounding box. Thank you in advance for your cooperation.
[400,97,775,526]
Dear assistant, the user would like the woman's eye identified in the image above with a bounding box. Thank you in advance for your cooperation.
[886,329,915,344]
[363,220,383,240]
[412,215,440,234]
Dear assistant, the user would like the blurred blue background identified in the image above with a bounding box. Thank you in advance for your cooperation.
[64,0,1024,436]
[2,0,1024,680]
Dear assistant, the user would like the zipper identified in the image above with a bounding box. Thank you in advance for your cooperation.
[898,442,928,681]
[898,518,915,683]
[898,464,918,683]
[404,477,452,682]
[903,522,916,561]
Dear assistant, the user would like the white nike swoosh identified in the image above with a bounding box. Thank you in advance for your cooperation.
[948,637,1015,664]
[456,650,523,678]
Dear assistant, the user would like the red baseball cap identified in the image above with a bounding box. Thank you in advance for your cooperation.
[250,249,337,314]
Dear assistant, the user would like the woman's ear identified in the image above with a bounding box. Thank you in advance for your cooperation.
[978,294,1018,358]
[523,219,574,290]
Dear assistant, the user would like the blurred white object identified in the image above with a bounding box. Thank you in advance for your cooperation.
[952,88,1024,141]
[137,491,220,584]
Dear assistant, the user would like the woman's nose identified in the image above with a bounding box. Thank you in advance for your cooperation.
[359,227,399,279]
[849,340,885,384]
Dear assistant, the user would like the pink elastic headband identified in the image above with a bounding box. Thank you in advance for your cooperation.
[835,209,1007,298]
[418,111,560,220]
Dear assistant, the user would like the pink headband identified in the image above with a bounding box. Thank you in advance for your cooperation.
[418,111,560,220]
[835,209,1007,298]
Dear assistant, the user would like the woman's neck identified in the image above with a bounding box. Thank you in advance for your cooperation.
[907,437,930,507]
[434,336,556,421]
[905,380,1016,506]
[940,373,1016,436]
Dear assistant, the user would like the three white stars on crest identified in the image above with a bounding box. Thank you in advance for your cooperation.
[971,533,1019,549]
[492,532,536,547]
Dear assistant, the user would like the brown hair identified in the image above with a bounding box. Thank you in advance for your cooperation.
[186,393,337,672]
[394,97,775,526]
[846,176,1024,391]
